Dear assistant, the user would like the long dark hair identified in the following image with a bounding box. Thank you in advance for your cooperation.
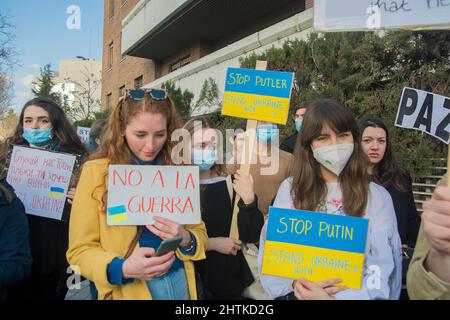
[1,97,87,156]
[291,99,369,217]
[358,116,407,193]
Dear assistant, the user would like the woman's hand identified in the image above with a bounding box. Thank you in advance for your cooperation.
[233,170,255,205]
[147,216,192,247]
[66,187,76,204]
[122,247,175,281]
[293,278,347,300]
[208,237,242,255]
[422,186,450,255]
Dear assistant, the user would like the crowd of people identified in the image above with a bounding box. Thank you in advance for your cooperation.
[0,89,448,300]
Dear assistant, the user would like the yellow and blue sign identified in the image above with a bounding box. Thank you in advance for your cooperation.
[221,68,294,124]
[261,207,368,289]
[108,205,128,224]
[49,186,65,198]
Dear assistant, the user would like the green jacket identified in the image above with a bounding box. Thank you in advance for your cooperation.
[407,173,450,300]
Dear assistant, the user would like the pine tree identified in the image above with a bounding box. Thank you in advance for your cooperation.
[239,30,450,177]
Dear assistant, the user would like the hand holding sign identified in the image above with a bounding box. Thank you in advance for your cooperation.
[232,169,255,205]
[293,278,348,300]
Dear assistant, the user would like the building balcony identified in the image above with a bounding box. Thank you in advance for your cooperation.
[121,0,305,61]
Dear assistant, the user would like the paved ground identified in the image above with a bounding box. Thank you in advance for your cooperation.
[65,280,92,300]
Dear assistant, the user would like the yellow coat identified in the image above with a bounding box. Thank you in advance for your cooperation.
[67,158,208,300]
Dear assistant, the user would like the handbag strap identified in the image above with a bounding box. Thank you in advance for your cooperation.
[125,226,144,259]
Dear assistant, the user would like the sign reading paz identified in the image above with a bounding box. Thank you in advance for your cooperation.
[221,67,294,125]
[6,145,76,220]
[395,87,450,144]
[261,207,368,289]
[107,165,201,226]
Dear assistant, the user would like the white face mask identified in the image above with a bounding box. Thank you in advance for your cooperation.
[312,143,354,176]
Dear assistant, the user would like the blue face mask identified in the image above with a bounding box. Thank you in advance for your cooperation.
[256,124,279,144]
[295,119,303,132]
[22,128,52,145]
[86,136,96,153]
[192,148,218,172]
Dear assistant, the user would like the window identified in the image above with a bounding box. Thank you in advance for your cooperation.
[109,0,115,19]
[169,55,191,72]
[120,32,126,61]
[134,75,143,89]
[108,42,114,69]
[119,85,126,99]
[106,93,112,110]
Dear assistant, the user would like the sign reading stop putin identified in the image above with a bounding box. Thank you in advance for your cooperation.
[221,67,294,125]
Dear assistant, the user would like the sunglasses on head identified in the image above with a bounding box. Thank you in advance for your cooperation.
[126,88,168,101]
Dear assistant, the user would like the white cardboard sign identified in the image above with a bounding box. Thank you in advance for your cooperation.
[107,165,201,226]
[314,0,450,32]
[6,145,76,220]
[395,87,449,144]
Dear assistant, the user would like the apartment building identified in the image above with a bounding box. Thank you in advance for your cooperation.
[102,0,314,113]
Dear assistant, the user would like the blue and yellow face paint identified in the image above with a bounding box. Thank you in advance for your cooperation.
[108,205,128,223]
[50,187,65,197]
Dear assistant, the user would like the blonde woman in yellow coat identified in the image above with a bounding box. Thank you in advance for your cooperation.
[67,89,207,300]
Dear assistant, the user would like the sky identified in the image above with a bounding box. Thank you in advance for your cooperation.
[0,0,104,113]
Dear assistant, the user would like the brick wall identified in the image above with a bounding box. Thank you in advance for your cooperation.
[101,0,155,111]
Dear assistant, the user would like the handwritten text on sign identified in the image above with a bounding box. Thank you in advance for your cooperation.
[6,145,76,220]
[314,0,450,32]
[395,87,449,144]
[107,165,201,226]
[221,68,294,125]
[261,207,368,289]
[77,127,90,145]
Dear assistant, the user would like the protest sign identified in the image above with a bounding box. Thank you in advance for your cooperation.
[77,127,91,145]
[261,207,368,289]
[107,165,201,226]
[6,145,76,220]
[221,67,294,125]
[395,87,449,144]
[314,0,450,32]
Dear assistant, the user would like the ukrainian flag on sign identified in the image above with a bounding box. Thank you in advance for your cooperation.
[49,187,65,197]
[108,205,128,223]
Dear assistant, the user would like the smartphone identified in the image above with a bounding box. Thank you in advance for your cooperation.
[154,236,183,257]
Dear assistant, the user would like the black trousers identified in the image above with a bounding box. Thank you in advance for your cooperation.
[7,271,69,300]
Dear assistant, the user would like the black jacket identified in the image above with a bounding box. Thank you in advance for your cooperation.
[280,133,298,154]
[195,180,264,299]
[384,173,420,248]
[0,179,32,299]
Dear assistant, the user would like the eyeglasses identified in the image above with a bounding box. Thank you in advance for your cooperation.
[125,88,168,101]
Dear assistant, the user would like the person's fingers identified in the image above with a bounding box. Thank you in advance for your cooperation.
[423,221,450,241]
[233,239,242,245]
[144,254,175,275]
[324,286,348,295]
[422,210,450,228]
[297,277,316,290]
[316,278,343,288]
[294,280,309,298]
[139,247,156,258]
[432,187,450,202]
[146,225,170,240]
